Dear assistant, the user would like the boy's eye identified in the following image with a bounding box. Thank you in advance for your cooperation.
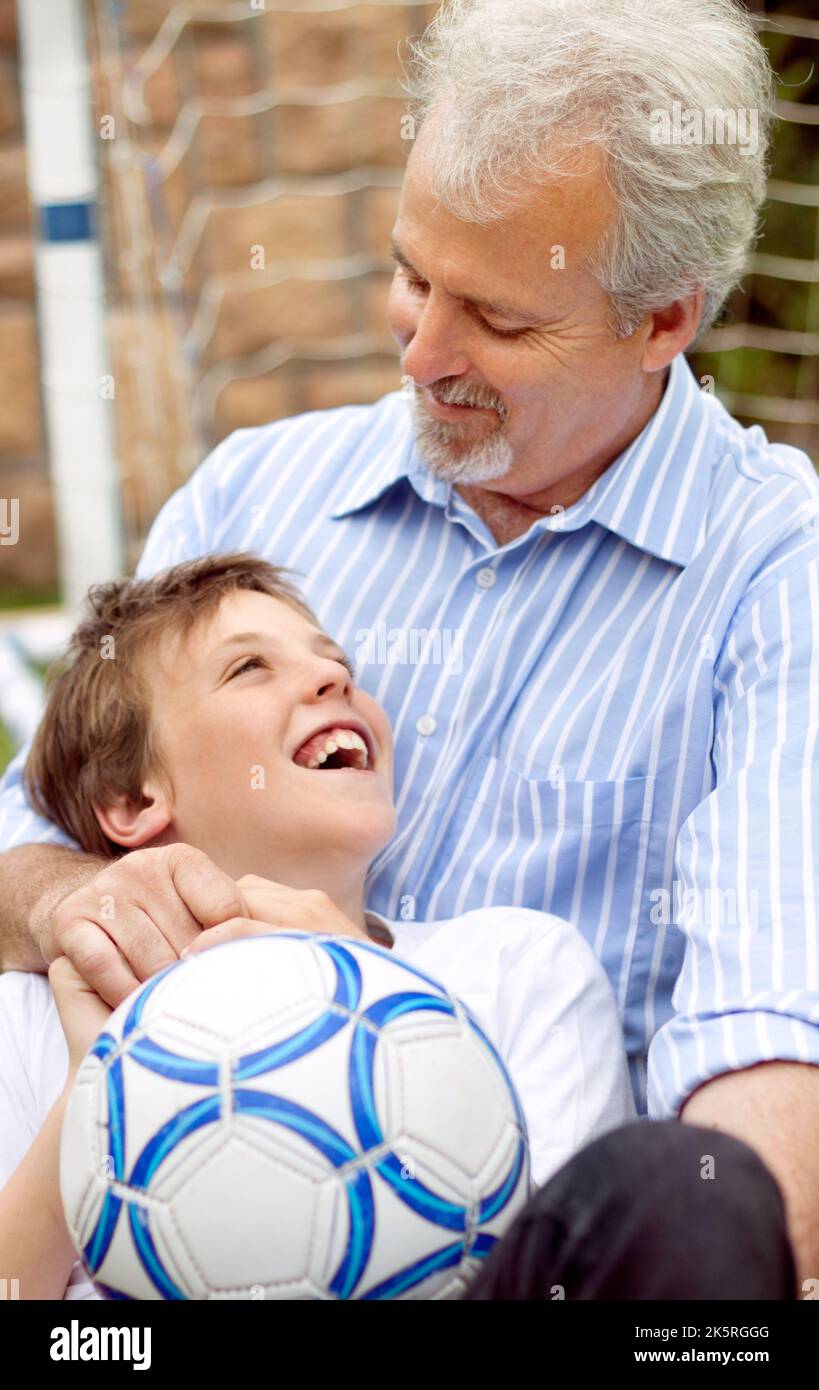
[330,650,357,681]
[230,655,265,678]
[228,653,356,680]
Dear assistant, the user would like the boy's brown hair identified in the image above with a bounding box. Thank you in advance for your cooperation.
[23,552,319,859]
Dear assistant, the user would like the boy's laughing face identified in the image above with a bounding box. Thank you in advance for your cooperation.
[98,589,396,882]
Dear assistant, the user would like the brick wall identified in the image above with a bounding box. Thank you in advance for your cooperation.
[0,0,56,590]
[94,0,440,564]
[2,2,811,597]
[0,1,438,589]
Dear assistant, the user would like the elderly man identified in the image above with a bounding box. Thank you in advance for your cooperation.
[1,0,817,1298]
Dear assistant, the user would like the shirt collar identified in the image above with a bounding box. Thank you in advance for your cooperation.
[541,353,715,567]
[329,393,426,518]
[364,909,395,948]
[364,909,444,956]
[331,354,714,568]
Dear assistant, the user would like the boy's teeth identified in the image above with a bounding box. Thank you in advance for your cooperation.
[296,726,371,769]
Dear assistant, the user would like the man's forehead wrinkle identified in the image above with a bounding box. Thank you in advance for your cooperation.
[394,162,609,319]
[402,132,614,253]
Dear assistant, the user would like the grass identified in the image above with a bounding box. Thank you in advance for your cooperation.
[0,594,61,775]
[0,584,61,611]
[0,720,15,779]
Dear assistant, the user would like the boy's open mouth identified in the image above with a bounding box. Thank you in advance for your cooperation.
[291,723,374,772]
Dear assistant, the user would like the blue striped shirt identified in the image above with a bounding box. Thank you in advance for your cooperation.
[3,352,819,1117]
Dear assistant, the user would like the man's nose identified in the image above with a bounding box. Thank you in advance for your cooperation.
[401,295,472,387]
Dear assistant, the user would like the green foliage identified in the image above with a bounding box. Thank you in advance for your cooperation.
[0,584,61,610]
[688,13,819,467]
[0,721,14,780]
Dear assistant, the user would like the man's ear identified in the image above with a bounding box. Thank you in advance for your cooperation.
[641,291,705,371]
[92,781,173,850]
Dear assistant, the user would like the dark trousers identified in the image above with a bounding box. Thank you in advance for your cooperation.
[465,1119,797,1300]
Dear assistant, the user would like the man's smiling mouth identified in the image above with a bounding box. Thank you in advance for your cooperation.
[424,387,496,418]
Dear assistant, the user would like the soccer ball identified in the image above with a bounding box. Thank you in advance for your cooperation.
[60,932,530,1300]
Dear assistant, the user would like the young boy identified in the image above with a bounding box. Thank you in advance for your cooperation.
[0,552,635,1299]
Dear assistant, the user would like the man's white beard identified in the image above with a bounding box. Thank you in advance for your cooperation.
[409,385,514,484]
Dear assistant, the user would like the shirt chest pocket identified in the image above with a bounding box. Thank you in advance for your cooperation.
[430,753,657,936]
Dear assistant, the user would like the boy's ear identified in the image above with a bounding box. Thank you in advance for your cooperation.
[91,784,173,850]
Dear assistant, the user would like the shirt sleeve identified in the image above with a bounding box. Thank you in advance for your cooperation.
[0,973,41,1190]
[0,974,102,1300]
[648,548,819,1117]
[495,916,637,1187]
[0,743,82,852]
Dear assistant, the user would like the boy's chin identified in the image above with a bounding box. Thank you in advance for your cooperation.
[232,806,396,862]
[310,805,397,857]
[328,811,396,854]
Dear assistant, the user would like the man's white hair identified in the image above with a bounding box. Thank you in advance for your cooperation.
[404,0,775,340]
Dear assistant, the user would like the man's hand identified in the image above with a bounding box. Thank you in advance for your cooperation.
[183,876,370,956]
[682,1060,819,1290]
[42,845,249,1008]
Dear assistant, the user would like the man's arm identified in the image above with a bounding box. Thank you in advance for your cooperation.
[682,1061,819,1288]
[0,844,108,973]
[0,735,93,969]
[648,538,819,1295]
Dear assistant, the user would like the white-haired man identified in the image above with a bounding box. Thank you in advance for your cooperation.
[1,0,817,1296]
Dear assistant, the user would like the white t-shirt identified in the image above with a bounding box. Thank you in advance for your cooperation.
[0,905,635,1300]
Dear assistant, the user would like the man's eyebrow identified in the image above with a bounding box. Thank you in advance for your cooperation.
[389,236,540,323]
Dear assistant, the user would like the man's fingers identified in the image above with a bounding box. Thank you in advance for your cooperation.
[166,846,249,931]
[100,846,244,959]
[59,923,142,1009]
[241,888,295,923]
[57,900,178,982]
[48,846,250,1001]
[235,876,304,921]
[101,905,181,977]
[183,917,275,956]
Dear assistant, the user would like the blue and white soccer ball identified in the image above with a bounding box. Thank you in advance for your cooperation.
[59,932,530,1300]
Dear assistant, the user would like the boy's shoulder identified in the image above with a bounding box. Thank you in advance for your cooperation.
[389,905,603,984]
[0,972,64,1183]
[0,969,65,1099]
[0,967,55,1024]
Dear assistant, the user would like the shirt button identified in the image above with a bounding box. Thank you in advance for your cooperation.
[476,567,496,589]
[416,714,437,736]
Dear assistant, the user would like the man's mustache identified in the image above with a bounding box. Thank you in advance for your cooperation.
[406,371,510,422]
